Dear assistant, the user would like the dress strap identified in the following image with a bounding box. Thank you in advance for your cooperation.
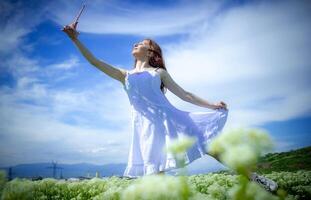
[124,70,130,79]
[154,67,160,72]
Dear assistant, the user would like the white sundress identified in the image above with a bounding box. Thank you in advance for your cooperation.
[123,67,228,178]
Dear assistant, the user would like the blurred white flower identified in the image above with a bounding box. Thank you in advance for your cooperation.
[229,179,279,200]
[222,144,257,171]
[208,128,273,174]
[121,175,192,200]
[165,135,196,155]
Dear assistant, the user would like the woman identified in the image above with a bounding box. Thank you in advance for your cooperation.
[62,22,277,191]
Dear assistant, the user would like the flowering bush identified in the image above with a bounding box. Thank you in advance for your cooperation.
[208,128,279,199]
[0,170,310,199]
[208,128,273,175]
[121,174,192,200]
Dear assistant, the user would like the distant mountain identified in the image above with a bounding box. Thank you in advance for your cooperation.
[256,145,311,173]
[0,162,127,179]
[2,146,310,180]
[0,160,223,180]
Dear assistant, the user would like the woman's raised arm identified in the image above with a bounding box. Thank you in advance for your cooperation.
[158,68,228,110]
[62,22,127,85]
[72,38,127,84]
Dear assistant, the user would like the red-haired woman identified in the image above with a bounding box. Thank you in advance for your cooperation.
[62,23,279,192]
[62,22,228,175]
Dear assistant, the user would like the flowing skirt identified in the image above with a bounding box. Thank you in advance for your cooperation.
[123,107,228,177]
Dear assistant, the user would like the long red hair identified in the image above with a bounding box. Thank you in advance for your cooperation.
[133,38,167,94]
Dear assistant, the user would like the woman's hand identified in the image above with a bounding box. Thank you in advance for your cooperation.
[211,101,228,110]
[62,21,79,41]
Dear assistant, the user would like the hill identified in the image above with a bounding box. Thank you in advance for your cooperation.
[256,145,311,174]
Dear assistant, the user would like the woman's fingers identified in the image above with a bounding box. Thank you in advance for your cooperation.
[65,21,78,30]
[61,25,79,40]
[62,25,72,32]
[62,22,78,32]
[220,102,227,108]
[220,101,226,106]
[62,25,77,33]
[216,101,228,110]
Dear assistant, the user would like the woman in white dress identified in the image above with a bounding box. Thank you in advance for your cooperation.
[62,22,277,192]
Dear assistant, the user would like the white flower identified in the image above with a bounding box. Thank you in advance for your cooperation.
[208,128,273,174]
[221,144,257,171]
[165,135,196,155]
[121,175,192,200]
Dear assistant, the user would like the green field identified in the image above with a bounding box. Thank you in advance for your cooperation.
[0,146,310,200]
[0,170,310,200]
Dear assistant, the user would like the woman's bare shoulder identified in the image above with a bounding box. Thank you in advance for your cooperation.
[155,68,169,80]
[117,67,128,77]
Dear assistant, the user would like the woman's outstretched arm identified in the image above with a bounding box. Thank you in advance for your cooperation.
[72,38,127,84]
[62,23,127,85]
[158,68,228,110]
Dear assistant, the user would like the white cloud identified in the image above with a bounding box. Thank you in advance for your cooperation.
[0,78,132,166]
[0,50,132,166]
[0,2,132,166]
[48,55,79,70]
[0,0,49,55]
[162,0,311,129]
[48,0,223,36]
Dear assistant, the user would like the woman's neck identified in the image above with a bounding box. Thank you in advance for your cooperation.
[135,59,153,71]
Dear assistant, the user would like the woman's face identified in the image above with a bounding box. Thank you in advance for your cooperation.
[132,40,150,59]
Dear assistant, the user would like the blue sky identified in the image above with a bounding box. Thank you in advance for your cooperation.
[0,0,310,174]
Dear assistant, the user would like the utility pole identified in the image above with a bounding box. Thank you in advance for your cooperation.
[46,161,63,179]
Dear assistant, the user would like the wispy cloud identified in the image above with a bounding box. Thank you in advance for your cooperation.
[48,55,79,70]
[48,0,223,36]
[162,0,311,128]
[0,63,132,166]
[0,0,50,55]
[0,0,132,166]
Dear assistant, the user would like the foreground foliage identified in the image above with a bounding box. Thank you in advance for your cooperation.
[1,128,310,200]
[0,170,310,200]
